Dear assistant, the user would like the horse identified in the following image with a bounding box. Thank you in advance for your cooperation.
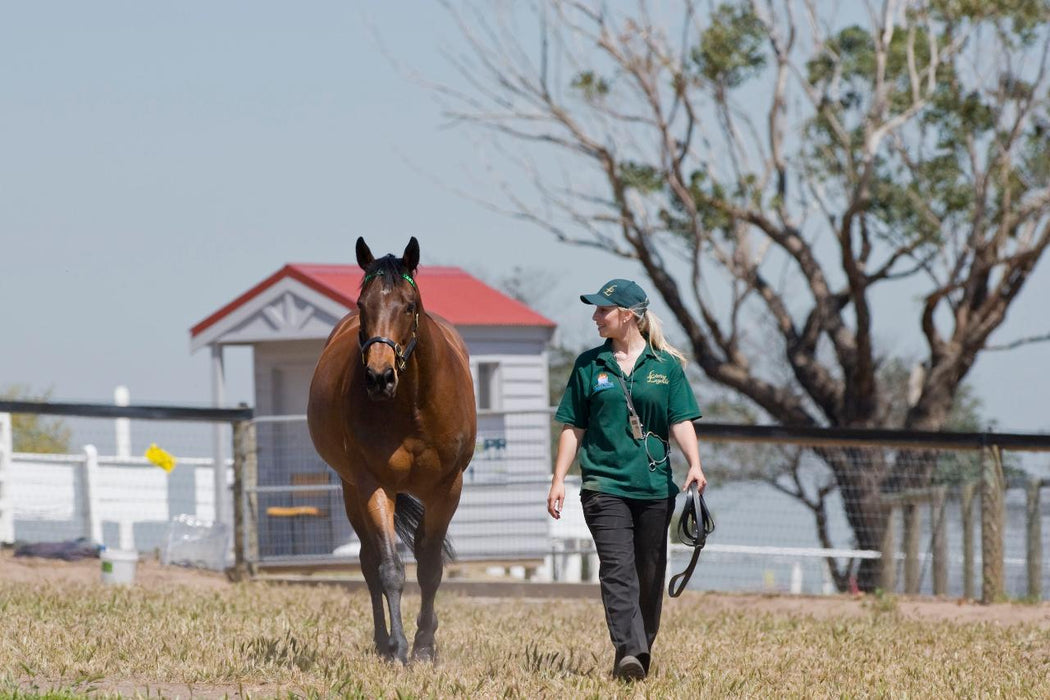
[307,237,477,663]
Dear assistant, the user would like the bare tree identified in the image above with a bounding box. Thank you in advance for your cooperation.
[436,0,1050,589]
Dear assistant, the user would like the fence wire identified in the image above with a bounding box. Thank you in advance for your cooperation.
[3,405,1049,600]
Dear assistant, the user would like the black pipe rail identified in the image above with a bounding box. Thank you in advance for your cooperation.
[0,400,253,423]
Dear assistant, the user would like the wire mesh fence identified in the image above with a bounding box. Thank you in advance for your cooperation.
[3,401,1049,601]
[242,410,557,568]
[0,401,249,563]
[690,431,1050,600]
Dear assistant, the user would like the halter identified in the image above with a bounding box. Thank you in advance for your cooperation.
[359,269,420,372]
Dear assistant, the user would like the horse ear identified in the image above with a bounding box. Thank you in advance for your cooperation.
[356,237,374,270]
[402,237,420,274]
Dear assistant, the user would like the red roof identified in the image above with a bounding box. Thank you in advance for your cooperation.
[191,263,556,338]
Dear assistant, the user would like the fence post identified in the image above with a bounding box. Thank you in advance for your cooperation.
[231,420,258,579]
[1026,478,1042,600]
[961,482,976,599]
[81,445,102,545]
[904,502,921,594]
[0,413,12,544]
[981,445,1005,604]
[932,486,948,596]
[880,505,897,592]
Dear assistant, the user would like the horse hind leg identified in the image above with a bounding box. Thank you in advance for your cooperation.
[407,483,461,663]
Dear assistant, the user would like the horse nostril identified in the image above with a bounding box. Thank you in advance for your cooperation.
[365,367,396,393]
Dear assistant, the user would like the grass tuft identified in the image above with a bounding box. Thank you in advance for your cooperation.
[240,630,319,672]
[522,641,600,678]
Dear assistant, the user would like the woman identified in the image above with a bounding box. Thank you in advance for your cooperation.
[547,278,707,682]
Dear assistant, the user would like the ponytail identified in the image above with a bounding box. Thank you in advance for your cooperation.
[634,306,688,368]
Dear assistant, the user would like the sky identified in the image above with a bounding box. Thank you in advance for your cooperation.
[1,2,1048,435]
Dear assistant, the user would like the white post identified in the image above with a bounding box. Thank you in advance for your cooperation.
[210,345,228,528]
[114,385,131,459]
[790,561,804,595]
[0,413,13,543]
[82,445,103,545]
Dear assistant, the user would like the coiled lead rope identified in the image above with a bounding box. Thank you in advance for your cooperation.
[668,482,715,598]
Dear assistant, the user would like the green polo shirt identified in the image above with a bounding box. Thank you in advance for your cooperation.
[555,340,701,499]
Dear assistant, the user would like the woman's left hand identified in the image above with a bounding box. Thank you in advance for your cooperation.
[683,464,707,493]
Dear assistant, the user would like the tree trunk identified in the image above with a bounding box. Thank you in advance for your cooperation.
[816,446,889,591]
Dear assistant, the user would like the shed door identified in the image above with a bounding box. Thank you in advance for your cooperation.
[272,363,315,416]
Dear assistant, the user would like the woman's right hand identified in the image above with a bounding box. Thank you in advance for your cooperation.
[547,479,565,519]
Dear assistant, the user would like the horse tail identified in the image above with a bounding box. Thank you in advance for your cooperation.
[394,493,456,563]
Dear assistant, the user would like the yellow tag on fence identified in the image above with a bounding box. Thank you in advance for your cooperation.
[145,443,176,472]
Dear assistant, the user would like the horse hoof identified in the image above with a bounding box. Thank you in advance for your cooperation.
[412,646,438,664]
[376,644,409,665]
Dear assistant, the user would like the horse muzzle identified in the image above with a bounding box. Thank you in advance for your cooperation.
[364,364,398,400]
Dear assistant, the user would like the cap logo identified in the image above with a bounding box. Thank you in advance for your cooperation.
[603,285,617,297]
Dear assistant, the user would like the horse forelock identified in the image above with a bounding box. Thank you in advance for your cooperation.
[361,254,416,292]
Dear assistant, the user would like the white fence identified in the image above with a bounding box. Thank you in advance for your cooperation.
[1,441,227,554]
[0,413,13,543]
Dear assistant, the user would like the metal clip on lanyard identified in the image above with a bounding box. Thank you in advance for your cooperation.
[614,373,644,440]
[615,372,670,471]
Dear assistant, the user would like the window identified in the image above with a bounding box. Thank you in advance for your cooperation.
[476,362,500,410]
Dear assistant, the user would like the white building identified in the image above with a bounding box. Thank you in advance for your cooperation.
[190,263,557,563]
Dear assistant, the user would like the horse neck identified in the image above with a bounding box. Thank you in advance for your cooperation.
[407,311,441,387]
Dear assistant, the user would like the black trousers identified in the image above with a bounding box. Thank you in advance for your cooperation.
[581,490,675,670]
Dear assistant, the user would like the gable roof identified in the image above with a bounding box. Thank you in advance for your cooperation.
[190,263,556,350]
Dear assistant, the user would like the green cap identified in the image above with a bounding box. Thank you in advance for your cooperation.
[580,278,649,311]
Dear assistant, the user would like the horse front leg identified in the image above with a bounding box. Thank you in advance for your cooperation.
[357,540,390,655]
[412,476,462,663]
[345,484,408,663]
[370,489,410,664]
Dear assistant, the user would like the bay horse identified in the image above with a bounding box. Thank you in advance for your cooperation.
[307,237,477,663]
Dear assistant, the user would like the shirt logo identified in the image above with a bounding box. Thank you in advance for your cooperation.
[646,370,669,385]
[603,284,617,297]
[593,372,614,392]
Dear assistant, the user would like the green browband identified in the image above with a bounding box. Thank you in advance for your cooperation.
[363,270,416,287]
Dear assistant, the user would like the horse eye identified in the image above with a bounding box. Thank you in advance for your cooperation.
[406,302,417,314]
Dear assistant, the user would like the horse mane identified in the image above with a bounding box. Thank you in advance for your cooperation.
[360,254,417,291]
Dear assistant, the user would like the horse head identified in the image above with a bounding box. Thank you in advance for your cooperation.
[355,236,422,400]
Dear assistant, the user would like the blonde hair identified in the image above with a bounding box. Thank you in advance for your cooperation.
[630,305,689,368]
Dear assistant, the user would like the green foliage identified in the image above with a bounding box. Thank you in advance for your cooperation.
[0,385,72,454]
[571,71,609,100]
[692,2,767,89]
[931,0,1050,42]
[618,161,663,193]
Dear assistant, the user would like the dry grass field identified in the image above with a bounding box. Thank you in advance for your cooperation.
[2,550,1049,698]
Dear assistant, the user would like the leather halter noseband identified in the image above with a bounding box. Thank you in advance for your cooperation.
[359,270,419,372]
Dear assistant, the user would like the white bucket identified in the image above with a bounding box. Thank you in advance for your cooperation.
[100,548,138,585]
